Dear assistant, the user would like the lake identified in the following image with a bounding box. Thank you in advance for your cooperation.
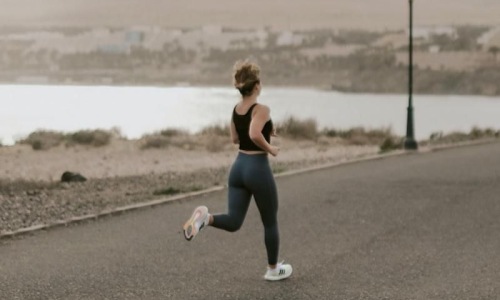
[1,84,499,145]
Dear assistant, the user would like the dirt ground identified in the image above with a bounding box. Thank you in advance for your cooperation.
[0,138,379,234]
[0,138,378,181]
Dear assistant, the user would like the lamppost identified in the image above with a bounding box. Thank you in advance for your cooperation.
[404,0,418,150]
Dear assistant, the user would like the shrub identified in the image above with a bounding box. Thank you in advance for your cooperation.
[18,129,114,150]
[429,131,443,141]
[140,135,171,149]
[199,124,230,137]
[323,127,396,146]
[277,117,317,140]
[470,127,498,139]
[160,128,189,137]
[432,131,469,143]
[140,129,200,150]
[323,128,339,138]
[204,135,227,152]
[430,127,499,144]
[18,130,66,150]
[380,137,404,153]
[192,124,230,152]
[67,129,112,147]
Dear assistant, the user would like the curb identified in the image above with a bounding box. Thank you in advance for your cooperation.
[2,138,499,239]
[0,186,224,239]
[419,138,499,152]
[275,150,408,178]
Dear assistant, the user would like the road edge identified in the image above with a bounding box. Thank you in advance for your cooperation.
[1,138,498,239]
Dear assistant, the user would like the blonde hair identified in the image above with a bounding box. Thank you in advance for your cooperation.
[233,60,260,96]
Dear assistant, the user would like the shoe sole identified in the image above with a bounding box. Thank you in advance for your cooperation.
[264,273,292,281]
[264,265,293,281]
[183,206,208,241]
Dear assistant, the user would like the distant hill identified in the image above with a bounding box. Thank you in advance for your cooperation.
[1,0,500,30]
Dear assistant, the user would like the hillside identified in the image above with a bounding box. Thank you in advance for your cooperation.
[1,0,500,30]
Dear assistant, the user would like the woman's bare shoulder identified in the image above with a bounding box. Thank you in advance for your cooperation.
[255,103,270,113]
[252,103,270,119]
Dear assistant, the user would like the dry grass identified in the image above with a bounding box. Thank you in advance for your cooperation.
[19,129,113,150]
[140,131,197,150]
[140,120,402,153]
[324,127,396,145]
[277,117,318,140]
[429,127,500,144]
[18,130,66,150]
[67,130,112,147]
[140,124,230,151]
[15,123,499,157]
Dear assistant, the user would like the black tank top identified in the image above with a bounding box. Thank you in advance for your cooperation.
[232,103,273,151]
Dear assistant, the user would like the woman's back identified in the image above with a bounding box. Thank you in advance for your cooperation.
[233,103,273,152]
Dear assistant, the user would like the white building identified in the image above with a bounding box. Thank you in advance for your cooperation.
[477,27,500,50]
[409,26,457,40]
[276,31,303,47]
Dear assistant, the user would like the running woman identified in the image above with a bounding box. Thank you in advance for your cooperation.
[183,60,292,281]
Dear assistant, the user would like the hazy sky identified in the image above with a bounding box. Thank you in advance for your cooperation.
[1,0,499,30]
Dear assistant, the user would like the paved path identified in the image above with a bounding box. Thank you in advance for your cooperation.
[1,142,500,300]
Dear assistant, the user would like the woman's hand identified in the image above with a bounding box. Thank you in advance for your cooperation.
[269,145,280,157]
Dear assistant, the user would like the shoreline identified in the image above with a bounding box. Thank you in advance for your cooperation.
[3,81,500,97]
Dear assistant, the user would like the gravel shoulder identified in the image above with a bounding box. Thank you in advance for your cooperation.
[0,138,379,234]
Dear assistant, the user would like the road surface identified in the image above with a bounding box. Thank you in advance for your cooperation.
[1,142,499,299]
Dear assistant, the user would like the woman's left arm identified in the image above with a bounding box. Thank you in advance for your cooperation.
[230,118,239,144]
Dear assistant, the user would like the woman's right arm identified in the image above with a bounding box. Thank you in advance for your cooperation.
[249,105,280,156]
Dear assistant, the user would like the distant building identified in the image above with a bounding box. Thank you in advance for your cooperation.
[171,27,268,51]
[429,45,440,53]
[478,27,500,51]
[372,32,409,49]
[409,26,457,40]
[395,51,492,71]
[276,31,303,47]
[125,31,144,45]
[300,43,362,58]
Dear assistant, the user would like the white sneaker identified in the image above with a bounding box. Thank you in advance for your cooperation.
[183,206,209,241]
[264,262,293,281]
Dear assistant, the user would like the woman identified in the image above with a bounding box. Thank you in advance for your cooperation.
[182,60,292,281]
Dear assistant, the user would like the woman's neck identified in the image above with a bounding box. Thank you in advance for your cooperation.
[242,94,258,103]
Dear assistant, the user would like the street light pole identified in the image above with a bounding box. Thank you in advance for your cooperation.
[404,0,418,150]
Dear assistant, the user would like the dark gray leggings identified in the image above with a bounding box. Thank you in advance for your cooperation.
[212,152,279,265]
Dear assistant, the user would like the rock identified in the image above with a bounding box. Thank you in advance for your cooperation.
[61,171,87,183]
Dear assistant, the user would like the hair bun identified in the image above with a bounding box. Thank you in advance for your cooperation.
[232,60,261,96]
[234,82,245,89]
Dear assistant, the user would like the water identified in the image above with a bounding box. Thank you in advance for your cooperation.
[1,84,500,145]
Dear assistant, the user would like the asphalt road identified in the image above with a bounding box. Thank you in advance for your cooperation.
[1,142,500,300]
